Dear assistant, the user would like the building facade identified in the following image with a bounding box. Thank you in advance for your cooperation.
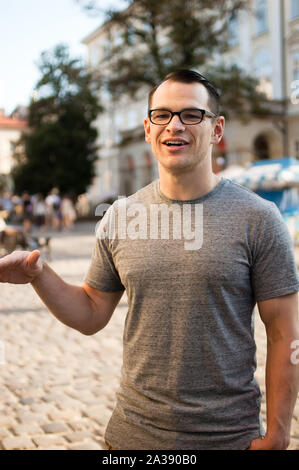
[0,109,27,192]
[82,0,299,200]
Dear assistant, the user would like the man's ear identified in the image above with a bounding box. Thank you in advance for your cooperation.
[210,116,225,145]
[144,117,151,143]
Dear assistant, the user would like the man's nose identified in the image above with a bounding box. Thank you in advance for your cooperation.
[166,115,185,132]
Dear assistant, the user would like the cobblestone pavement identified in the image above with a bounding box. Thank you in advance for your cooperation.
[0,223,298,450]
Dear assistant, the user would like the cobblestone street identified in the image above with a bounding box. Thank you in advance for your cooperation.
[0,222,298,450]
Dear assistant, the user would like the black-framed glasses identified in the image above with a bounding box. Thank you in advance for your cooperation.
[148,108,217,125]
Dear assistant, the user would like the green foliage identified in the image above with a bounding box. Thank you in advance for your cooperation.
[78,0,271,118]
[12,44,101,197]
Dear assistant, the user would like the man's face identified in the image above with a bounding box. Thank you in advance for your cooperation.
[144,80,224,174]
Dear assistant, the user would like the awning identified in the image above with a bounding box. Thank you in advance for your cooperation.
[232,157,299,190]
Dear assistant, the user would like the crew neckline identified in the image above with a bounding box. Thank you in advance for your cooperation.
[155,177,227,204]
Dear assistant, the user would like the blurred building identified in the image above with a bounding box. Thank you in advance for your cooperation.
[0,108,27,191]
[82,0,299,200]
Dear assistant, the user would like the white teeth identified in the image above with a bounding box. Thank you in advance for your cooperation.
[165,141,186,145]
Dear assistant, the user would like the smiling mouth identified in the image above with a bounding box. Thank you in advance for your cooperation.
[163,140,189,147]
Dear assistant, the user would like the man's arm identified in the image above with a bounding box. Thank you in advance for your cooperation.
[0,250,123,335]
[250,292,299,450]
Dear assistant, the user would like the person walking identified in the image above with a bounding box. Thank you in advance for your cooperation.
[33,193,46,228]
[0,70,298,450]
[21,192,33,234]
[61,195,77,230]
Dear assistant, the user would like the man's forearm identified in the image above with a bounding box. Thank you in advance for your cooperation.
[265,337,299,448]
[31,261,95,334]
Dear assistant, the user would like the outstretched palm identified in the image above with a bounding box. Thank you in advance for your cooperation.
[0,250,43,284]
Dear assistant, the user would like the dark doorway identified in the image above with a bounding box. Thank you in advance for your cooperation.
[253,134,270,160]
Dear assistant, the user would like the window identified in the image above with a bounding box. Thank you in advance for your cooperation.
[291,0,299,19]
[90,45,100,67]
[255,0,268,35]
[103,39,111,58]
[253,48,273,98]
[253,48,272,78]
[293,51,299,80]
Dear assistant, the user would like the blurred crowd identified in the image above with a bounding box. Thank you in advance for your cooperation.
[0,188,91,234]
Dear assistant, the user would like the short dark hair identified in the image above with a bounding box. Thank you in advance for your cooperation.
[148,69,220,115]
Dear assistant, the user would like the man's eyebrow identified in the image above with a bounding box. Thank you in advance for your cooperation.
[150,107,201,110]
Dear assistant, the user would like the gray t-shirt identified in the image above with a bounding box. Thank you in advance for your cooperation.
[84,178,299,450]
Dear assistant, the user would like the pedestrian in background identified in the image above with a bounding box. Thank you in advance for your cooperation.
[0,191,14,222]
[76,194,90,218]
[33,194,46,228]
[61,195,77,230]
[45,188,61,231]
[21,192,33,234]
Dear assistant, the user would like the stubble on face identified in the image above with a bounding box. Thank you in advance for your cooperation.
[144,81,216,176]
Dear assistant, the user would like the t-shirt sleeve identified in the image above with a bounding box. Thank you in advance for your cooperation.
[251,202,299,302]
[84,205,125,292]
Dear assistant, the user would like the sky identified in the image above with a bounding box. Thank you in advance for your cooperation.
[0,0,125,115]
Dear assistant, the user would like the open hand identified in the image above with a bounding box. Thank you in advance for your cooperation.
[0,250,43,284]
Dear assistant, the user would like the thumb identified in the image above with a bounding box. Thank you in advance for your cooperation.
[27,250,41,268]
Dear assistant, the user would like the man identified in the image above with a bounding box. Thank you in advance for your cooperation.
[0,70,298,450]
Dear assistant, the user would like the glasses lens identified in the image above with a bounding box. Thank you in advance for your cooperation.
[181,109,203,124]
[150,110,171,124]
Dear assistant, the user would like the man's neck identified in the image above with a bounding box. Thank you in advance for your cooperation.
[158,166,221,201]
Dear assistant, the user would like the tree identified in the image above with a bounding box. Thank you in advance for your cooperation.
[76,0,271,119]
[12,44,101,197]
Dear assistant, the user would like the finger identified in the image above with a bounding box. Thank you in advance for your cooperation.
[27,250,41,268]
[248,438,264,450]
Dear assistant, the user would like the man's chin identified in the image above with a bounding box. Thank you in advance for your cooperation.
[159,159,195,175]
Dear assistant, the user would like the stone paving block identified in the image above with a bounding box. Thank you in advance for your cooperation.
[48,408,82,422]
[69,440,103,450]
[2,436,35,450]
[17,411,48,425]
[19,397,37,405]
[48,377,72,387]
[56,397,84,411]
[41,421,70,434]
[0,428,13,439]
[68,419,98,432]
[82,405,111,422]
[42,393,66,403]
[30,402,58,414]
[64,431,93,443]
[5,379,28,391]
[0,416,17,427]
[0,387,16,401]
[37,445,68,450]
[37,446,68,450]
[32,435,67,448]
[12,423,43,436]
[18,387,45,398]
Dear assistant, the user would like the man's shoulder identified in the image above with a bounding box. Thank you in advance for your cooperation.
[222,178,277,214]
